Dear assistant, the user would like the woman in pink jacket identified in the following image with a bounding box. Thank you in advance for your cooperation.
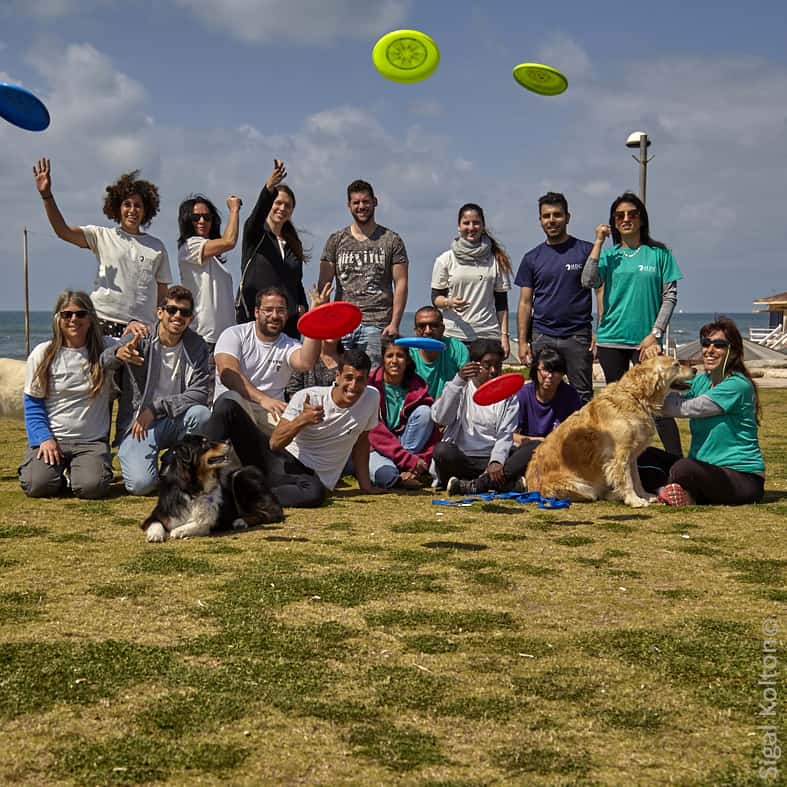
[368,336,439,489]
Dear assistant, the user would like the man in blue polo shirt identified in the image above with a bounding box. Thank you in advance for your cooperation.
[515,192,595,403]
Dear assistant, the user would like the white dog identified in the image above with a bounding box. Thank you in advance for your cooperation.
[0,358,25,420]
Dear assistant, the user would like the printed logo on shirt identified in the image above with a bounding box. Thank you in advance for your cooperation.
[565,263,583,272]
[638,264,657,273]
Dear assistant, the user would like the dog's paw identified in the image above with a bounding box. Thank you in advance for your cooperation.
[145,522,167,543]
[625,496,652,508]
[231,517,249,530]
[169,526,190,540]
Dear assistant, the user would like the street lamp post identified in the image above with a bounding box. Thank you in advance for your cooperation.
[626,131,652,204]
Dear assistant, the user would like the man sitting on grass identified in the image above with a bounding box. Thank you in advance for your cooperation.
[431,338,526,495]
[205,349,381,507]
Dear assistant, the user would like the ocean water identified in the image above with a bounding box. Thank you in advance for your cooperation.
[0,310,770,361]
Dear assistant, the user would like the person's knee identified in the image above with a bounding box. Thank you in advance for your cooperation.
[432,441,458,463]
[184,404,212,433]
[667,458,697,488]
[72,476,111,499]
[20,471,63,498]
[123,471,157,496]
[373,464,399,488]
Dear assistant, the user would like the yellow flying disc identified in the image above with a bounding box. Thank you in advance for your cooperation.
[512,63,568,96]
[372,29,440,84]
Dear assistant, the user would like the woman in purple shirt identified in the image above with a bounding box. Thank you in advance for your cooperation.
[514,346,582,471]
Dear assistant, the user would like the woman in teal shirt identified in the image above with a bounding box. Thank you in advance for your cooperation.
[639,317,765,505]
[582,191,683,454]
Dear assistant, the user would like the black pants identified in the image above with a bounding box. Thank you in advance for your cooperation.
[432,441,534,491]
[205,394,325,508]
[596,345,683,456]
[532,329,594,404]
[637,447,764,505]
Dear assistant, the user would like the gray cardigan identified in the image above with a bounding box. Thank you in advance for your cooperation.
[103,324,210,443]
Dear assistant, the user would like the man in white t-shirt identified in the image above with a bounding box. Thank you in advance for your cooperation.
[205,349,380,507]
[105,286,211,495]
[212,286,320,433]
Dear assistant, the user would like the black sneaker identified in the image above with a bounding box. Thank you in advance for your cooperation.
[446,476,461,496]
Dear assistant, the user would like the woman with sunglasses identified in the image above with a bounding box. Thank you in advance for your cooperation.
[19,291,115,499]
[638,317,765,505]
[431,203,512,358]
[177,194,242,398]
[582,192,683,454]
[367,335,440,489]
[236,159,309,338]
[33,159,171,338]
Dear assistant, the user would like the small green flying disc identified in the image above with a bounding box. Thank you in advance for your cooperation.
[372,29,440,84]
[512,63,568,96]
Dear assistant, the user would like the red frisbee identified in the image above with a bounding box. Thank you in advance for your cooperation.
[473,373,525,406]
[297,301,362,340]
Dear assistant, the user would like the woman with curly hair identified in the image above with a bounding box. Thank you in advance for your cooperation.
[638,317,765,506]
[33,158,172,337]
[19,290,115,499]
[236,158,309,338]
[431,203,512,358]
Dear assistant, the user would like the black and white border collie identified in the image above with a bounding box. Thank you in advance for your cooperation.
[142,435,284,543]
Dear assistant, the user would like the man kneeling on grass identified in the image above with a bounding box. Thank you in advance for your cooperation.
[204,349,381,506]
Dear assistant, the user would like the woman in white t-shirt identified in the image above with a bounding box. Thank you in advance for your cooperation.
[33,158,172,337]
[431,203,512,359]
[19,290,115,499]
[177,194,242,398]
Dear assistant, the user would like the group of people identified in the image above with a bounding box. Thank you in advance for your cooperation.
[19,158,766,509]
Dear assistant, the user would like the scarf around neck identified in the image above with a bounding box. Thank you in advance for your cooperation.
[452,235,492,264]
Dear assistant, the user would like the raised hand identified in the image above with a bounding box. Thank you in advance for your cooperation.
[33,158,52,197]
[308,282,333,309]
[265,159,288,191]
[594,224,611,243]
[227,195,243,211]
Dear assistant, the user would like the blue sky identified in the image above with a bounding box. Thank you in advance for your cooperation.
[1,0,786,313]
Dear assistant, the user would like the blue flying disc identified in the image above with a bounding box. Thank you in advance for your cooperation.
[0,82,50,131]
[395,337,446,352]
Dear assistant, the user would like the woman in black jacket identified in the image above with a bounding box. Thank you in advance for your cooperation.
[236,159,309,337]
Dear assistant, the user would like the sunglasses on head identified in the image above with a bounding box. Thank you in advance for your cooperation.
[191,213,212,222]
[162,305,193,317]
[59,310,88,320]
[700,337,730,349]
[614,209,640,221]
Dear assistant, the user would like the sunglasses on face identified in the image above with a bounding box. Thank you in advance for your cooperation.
[258,307,288,316]
[191,213,212,222]
[415,321,442,330]
[614,209,640,221]
[162,305,193,317]
[701,337,730,349]
[59,310,88,320]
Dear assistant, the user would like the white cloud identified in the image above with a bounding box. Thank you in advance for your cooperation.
[172,0,409,44]
[536,32,592,83]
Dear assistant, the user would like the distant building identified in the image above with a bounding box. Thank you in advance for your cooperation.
[753,291,787,331]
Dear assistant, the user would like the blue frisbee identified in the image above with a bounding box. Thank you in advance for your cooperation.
[0,82,50,131]
[395,337,446,352]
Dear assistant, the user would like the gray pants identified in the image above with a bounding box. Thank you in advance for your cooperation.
[19,440,114,499]
[531,329,594,404]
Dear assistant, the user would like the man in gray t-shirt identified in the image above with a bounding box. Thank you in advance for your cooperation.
[319,179,408,367]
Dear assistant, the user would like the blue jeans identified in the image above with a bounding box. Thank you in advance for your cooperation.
[118,405,212,495]
[369,405,434,488]
[343,323,383,369]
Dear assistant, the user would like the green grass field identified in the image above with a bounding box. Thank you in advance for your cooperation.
[1,391,785,786]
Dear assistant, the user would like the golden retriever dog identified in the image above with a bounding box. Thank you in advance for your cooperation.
[0,358,25,420]
[525,356,695,507]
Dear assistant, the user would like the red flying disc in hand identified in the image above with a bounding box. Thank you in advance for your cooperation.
[297,301,362,340]
[473,373,525,406]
